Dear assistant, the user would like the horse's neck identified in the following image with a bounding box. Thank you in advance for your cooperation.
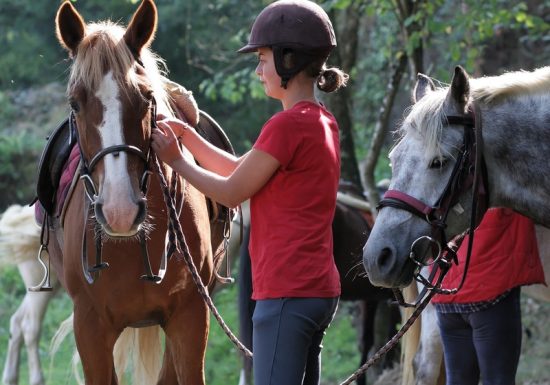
[482,95,550,227]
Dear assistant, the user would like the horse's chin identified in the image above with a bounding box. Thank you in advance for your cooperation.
[367,259,416,289]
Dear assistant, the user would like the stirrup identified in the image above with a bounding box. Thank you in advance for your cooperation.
[28,245,53,292]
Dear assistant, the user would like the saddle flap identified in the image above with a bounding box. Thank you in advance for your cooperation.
[36,117,75,215]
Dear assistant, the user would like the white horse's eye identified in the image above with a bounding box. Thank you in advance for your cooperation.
[429,157,447,169]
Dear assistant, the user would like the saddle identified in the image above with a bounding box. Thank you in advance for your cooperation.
[35,118,75,216]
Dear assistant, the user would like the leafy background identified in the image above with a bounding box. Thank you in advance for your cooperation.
[1,0,550,384]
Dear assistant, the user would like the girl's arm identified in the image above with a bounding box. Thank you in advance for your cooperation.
[151,121,279,208]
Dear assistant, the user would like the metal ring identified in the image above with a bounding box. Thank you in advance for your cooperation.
[409,235,442,267]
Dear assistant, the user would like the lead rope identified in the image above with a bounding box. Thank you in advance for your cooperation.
[338,288,436,385]
[151,152,253,358]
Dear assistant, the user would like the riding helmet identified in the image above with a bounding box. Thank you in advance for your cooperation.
[238,0,337,86]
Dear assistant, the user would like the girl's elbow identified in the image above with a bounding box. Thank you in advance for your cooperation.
[224,197,242,210]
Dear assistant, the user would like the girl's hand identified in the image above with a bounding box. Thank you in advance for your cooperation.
[151,121,185,166]
[156,114,196,142]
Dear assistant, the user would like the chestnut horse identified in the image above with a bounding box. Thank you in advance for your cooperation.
[47,1,222,384]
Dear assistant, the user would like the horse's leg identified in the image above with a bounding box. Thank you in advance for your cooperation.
[73,306,119,385]
[377,301,400,368]
[413,302,444,385]
[21,261,59,385]
[3,302,24,385]
[156,340,179,385]
[162,292,208,385]
[3,259,58,385]
[356,300,377,385]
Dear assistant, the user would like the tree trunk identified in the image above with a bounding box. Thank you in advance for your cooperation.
[324,2,364,192]
[362,53,408,211]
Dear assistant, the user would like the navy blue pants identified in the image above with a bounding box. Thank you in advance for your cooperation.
[252,297,339,385]
[436,287,522,385]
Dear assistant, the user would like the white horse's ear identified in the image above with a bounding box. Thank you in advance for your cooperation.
[413,73,436,103]
[124,0,158,58]
[450,65,470,108]
[56,1,86,57]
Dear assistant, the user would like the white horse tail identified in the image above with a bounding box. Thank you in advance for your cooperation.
[400,283,421,385]
[50,314,162,385]
[48,312,85,385]
[113,326,162,385]
[0,204,40,267]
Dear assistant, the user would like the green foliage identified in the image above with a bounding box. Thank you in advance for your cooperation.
[0,133,43,211]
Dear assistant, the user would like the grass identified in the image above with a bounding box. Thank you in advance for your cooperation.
[0,266,363,385]
[1,264,549,385]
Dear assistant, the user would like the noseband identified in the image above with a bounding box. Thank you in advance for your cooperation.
[377,104,488,306]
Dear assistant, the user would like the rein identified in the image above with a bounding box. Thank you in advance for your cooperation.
[336,104,488,385]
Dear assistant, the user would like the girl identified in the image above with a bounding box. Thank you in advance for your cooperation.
[152,1,348,384]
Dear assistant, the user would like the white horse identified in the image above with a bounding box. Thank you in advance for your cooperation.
[363,65,550,288]
[363,65,550,384]
[1,204,60,385]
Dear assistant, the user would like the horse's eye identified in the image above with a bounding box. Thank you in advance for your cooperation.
[69,100,80,113]
[429,158,447,169]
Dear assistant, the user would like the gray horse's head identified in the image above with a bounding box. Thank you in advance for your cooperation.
[363,66,476,288]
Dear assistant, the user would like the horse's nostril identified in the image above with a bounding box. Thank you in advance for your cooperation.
[378,247,394,270]
[134,199,147,226]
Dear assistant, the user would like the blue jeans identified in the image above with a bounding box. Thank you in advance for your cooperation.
[436,287,522,385]
[252,297,339,385]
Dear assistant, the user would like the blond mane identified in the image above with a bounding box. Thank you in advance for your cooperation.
[69,21,170,109]
[471,66,550,104]
[400,66,550,156]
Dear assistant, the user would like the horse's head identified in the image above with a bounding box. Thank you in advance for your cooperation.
[56,0,169,237]
[364,66,480,288]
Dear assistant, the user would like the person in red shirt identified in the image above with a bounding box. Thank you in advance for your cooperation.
[432,208,546,385]
[151,1,348,384]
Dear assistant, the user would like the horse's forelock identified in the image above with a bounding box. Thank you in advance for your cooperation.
[67,21,169,110]
[402,89,447,157]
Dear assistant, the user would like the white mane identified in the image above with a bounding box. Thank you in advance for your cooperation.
[471,66,550,103]
[401,66,550,155]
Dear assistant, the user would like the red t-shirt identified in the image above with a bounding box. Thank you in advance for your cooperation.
[249,101,341,300]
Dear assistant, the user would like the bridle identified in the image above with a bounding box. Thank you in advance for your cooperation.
[377,103,489,306]
[71,97,165,284]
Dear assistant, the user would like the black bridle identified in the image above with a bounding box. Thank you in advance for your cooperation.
[377,103,488,306]
[71,97,169,284]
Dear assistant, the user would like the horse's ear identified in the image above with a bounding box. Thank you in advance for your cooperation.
[56,1,86,57]
[413,73,435,103]
[450,65,470,108]
[124,0,158,58]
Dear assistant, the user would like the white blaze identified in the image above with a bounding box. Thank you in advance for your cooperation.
[95,71,138,234]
